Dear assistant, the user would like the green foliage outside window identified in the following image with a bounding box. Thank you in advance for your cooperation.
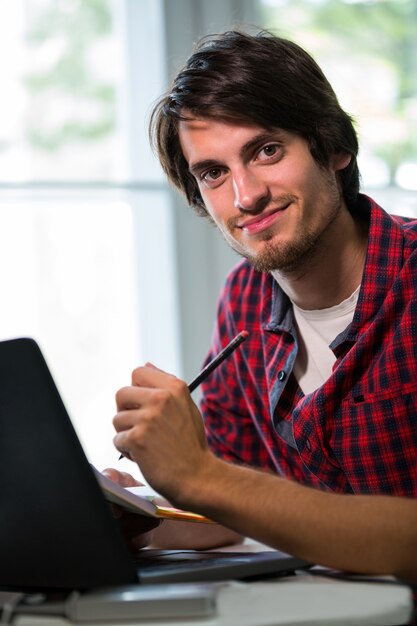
[23,0,115,152]
[260,0,417,186]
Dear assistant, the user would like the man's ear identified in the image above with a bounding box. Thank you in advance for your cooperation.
[331,152,352,172]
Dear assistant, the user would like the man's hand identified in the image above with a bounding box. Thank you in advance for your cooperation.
[101,468,161,551]
[113,365,213,509]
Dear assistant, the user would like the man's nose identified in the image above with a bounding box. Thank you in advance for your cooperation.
[232,169,269,212]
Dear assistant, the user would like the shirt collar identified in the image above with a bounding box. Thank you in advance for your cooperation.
[264,194,406,342]
[265,279,292,332]
[341,194,405,343]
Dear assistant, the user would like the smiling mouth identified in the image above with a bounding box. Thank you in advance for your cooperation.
[237,204,290,235]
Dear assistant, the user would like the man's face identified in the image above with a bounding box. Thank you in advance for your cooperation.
[178,117,350,273]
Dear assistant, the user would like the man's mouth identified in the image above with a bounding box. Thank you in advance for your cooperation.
[237,204,290,235]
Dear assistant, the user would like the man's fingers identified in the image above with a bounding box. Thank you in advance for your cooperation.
[101,467,143,488]
[115,385,160,411]
[113,409,140,432]
[115,386,143,411]
[144,361,162,371]
[131,364,179,388]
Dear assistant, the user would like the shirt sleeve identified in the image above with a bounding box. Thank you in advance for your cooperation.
[198,264,276,472]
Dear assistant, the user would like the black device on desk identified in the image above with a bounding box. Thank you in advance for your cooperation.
[0,337,310,592]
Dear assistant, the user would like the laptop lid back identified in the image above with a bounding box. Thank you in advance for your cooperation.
[0,337,137,590]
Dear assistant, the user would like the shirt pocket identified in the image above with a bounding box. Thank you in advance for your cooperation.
[333,384,417,495]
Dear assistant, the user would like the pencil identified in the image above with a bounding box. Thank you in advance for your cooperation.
[187,329,249,392]
[118,330,248,460]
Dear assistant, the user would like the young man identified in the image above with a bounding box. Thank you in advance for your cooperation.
[110,30,417,579]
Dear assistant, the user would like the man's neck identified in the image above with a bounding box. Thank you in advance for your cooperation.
[271,209,369,311]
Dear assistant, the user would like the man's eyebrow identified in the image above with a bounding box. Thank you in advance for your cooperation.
[239,131,285,156]
[188,131,285,176]
[189,159,220,177]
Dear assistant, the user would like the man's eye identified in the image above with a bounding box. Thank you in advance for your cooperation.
[202,168,222,182]
[258,144,280,160]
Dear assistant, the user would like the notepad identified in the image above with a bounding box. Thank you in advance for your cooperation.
[93,466,215,524]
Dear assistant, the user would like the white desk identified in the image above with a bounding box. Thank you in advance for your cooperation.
[10,575,413,626]
[5,541,414,625]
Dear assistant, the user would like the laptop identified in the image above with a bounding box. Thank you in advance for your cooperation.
[0,337,310,591]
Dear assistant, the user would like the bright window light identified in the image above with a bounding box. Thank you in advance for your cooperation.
[0,0,144,470]
[0,197,140,469]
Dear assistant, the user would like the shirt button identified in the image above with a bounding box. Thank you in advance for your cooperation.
[278,370,286,381]
[306,438,311,451]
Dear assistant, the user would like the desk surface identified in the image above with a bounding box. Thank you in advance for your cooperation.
[11,575,413,626]
[13,576,412,626]
[7,540,415,626]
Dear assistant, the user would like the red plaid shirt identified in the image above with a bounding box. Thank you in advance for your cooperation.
[200,195,417,495]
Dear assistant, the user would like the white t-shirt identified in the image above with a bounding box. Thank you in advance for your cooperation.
[291,286,360,395]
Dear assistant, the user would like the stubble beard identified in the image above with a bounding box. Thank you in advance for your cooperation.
[226,183,344,274]
[244,231,325,273]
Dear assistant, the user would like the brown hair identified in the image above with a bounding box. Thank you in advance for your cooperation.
[149,30,360,216]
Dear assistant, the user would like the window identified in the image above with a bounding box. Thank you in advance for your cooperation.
[259,0,417,215]
[0,193,139,467]
[0,0,156,470]
[0,0,127,182]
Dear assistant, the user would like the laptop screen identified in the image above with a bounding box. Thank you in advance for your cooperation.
[0,337,137,590]
[0,337,310,592]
